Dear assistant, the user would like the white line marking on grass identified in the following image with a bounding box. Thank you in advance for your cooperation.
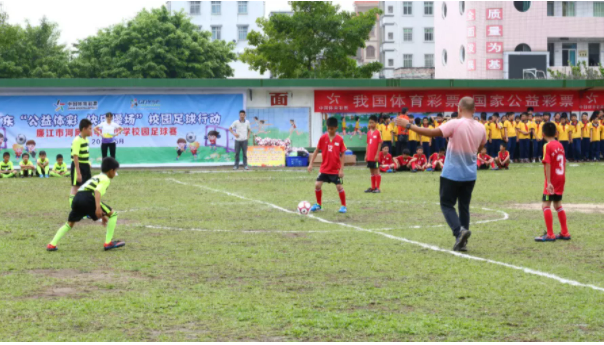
[144,225,346,234]
[167,178,604,293]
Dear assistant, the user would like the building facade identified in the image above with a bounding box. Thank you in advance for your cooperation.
[354,1,381,70]
[435,1,604,79]
[166,1,267,78]
[378,1,436,79]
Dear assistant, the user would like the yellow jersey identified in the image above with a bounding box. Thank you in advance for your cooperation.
[601,121,604,140]
[588,122,601,142]
[379,123,393,142]
[488,122,502,140]
[419,125,433,143]
[484,122,490,138]
[570,122,583,139]
[581,121,591,138]
[516,121,531,139]
[504,121,517,137]
[534,121,544,140]
[557,123,571,141]
[409,129,419,142]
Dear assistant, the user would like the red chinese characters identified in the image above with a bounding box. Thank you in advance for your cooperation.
[270,93,288,106]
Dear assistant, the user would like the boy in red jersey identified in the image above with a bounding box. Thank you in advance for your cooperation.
[428,148,446,172]
[495,143,510,169]
[365,115,383,193]
[410,147,428,172]
[308,117,347,214]
[378,146,395,173]
[535,122,571,242]
[477,147,496,170]
[393,149,412,172]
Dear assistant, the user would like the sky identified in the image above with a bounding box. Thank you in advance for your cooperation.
[2,0,356,48]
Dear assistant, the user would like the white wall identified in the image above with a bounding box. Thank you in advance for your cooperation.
[168,1,267,78]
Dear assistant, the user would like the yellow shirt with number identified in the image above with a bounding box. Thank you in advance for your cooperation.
[419,126,433,143]
[557,123,571,141]
[504,121,516,137]
[570,122,583,139]
[516,122,531,139]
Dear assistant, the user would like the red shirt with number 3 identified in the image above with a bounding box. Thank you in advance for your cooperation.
[542,140,566,195]
[366,129,382,162]
[318,133,346,175]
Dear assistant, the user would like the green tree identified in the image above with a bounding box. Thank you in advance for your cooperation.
[548,61,604,80]
[0,17,71,78]
[71,6,236,78]
[240,1,382,78]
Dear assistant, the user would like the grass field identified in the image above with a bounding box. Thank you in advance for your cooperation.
[1,163,604,341]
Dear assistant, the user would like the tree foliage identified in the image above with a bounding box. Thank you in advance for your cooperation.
[548,61,604,80]
[240,1,382,78]
[71,6,236,78]
[0,14,71,78]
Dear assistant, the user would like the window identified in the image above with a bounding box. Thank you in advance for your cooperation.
[238,1,248,14]
[366,46,376,59]
[238,26,248,41]
[388,59,394,67]
[403,54,413,68]
[459,1,465,14]
[514,1,531,12]
[403,2,413,15]
[547,1,554,16]
[211,1,221,15]
[211,26,221,40]
[562,43,577,66]
[548,43,555,66]
[424,28,434,42]
[459,46,465,63]
[425,54,434,68]
[562,1,575,16]
[388,32,394,40]
[403,28,413,42]
[588,43,601,66]
[515,44,531,52]
[190,1,201,15]
[442,49,448,66]
[442,3,447,18]
[388,6,394,14]
[424,1,433,15]
[594,2,604,16]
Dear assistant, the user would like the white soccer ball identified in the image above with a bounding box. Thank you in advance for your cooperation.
[297,201,311,215]
[186,132,197,143]
[16,134,27,145]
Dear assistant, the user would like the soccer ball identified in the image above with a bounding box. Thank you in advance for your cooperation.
[185,132,197,143]
[16,134,27,145]
[297,201,311,215]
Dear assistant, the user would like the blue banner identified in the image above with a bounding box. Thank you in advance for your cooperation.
[0,94,245,166]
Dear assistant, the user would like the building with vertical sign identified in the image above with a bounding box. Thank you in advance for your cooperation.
[435,1,604,79]
[354,1,381,74]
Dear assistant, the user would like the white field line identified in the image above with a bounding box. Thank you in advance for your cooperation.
[167,178,604,293]
[143,225,345,234]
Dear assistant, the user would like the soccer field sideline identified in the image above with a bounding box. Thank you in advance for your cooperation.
[166,176,604,294]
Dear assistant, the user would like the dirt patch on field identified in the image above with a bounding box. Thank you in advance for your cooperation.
[511,203,604,214]
[282,232,308,238]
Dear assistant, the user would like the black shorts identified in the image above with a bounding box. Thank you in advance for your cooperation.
[317,173,343,185]
[543,194,563,202]
[68,192,113,222]
[71,162,92,187]
[366,161,378,169]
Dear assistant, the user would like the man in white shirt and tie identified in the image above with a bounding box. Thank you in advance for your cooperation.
[229,110,252,170]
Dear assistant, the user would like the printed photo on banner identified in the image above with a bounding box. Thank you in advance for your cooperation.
[0,94,245,166]
[247,108,310,148]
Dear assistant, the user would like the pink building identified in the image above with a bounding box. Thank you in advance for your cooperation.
[435,1,604,79]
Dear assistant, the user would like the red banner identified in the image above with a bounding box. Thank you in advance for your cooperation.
[314,90,604,113]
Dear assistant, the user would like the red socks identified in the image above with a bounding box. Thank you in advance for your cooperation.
[376,175,381,189]
[339,189,346,206]
[490,161,496,168]
[543,207,554,238]
[371,175,376,189]
[315,189,322,206]
[556,207,569,236]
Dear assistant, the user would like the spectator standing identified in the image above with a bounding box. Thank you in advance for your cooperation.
[230,110,252,170]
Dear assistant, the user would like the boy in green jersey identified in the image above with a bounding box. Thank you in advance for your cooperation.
[50,154,70,177]
[1,152,16,178]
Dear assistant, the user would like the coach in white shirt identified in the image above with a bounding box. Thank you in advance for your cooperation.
[94,112,123,159]
[229,110,252,170]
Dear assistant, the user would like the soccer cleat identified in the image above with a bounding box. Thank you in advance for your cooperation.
[372,189,381,194]
[46,244,58,252]
[534,233,556,242]
[426,167,433,172]
[244,166,250,171]
[104,240,125,251]
[364,188,374,193]
[556,233,571,241]
[310,203,322,212]
[338,206,347,214]
[233,166,239,170]
[453,228,471,252]
[45,175,49,178]
[491,167,499,171]
[387,169,393,173]
[458,245,468,252]
[39,175,44,178]
[411,169,417,173]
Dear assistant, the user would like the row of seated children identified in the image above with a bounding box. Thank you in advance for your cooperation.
[378,146,446,173]
[0,152,70,178]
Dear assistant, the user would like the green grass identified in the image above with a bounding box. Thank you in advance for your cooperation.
[1,163,604,341]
